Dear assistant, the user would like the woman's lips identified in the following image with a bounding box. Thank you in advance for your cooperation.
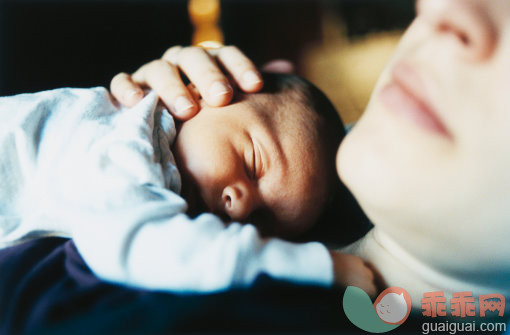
[379,62,451,138]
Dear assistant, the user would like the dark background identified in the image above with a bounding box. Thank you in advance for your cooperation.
[0,0,414,96]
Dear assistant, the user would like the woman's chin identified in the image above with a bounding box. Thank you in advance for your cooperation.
[337,113,417,222]
[337,117,392,205]
[338,109,463,232]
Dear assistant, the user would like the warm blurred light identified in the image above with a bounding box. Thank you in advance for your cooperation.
[189,0,220,24]
[188,0,224,47]
[302,12,402,124]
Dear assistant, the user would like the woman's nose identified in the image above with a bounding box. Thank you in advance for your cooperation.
[221,184,256,221]
[416,0,497,61]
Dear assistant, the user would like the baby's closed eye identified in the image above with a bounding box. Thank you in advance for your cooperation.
[244,138,264,181]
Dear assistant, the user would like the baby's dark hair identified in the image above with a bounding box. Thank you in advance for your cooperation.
[259,72,372,246]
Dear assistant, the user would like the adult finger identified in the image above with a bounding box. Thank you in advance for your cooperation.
[132,59,199,120]
[110,72,145,107]
[176,46,233,107]
[216,46,263,93]
[162,45,184,65]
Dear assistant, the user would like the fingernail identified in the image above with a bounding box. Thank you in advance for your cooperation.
[174,96,195,115]
[209,81,232,98]
[242,70,262,87]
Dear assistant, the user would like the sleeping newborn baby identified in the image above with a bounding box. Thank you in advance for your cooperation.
[0,73,375,293]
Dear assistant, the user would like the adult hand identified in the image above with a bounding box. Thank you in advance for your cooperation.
[110,45,263,121]
[329,251,378,299]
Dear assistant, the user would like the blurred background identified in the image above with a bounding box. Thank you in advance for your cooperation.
[0,0,414,123]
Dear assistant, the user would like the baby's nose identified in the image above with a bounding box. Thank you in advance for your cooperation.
[221,184,256,221]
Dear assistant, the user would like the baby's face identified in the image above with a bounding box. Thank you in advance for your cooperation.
[173,93,329,237]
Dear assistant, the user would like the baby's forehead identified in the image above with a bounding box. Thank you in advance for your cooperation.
[243,91,316,138]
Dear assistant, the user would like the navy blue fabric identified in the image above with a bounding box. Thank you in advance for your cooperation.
[1,238,505,334]
[0,238,352,334]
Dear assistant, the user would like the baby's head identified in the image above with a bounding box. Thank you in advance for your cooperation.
[173,73,345,238]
